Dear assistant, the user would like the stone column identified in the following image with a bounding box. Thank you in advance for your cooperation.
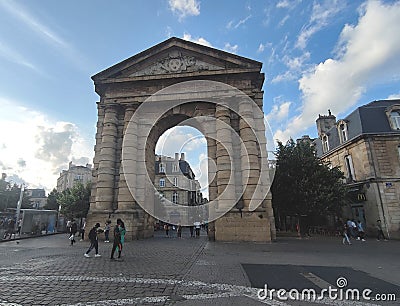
[205,118,217,240]
[117,104,138,211]
[95,104,118,212]
[215,104,235,212]
[239,100,259,210]
[89,102,104,208]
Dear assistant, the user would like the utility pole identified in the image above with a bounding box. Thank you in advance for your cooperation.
[15,184,24,233]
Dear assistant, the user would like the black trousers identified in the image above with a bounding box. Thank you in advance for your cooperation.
[111,240,122,258]
[86,240,98,254]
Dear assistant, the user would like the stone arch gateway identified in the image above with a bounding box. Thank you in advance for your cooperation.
[87,37,276,242]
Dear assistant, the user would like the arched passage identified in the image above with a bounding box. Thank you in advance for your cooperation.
[87,37,275,242]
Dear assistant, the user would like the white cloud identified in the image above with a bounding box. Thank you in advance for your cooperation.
[224,43,238,54]
[388,93,400,100]
[276,0,400,143]
[234,15,252,29]
[276,0,302,10]
[272,51,310,84]
[168,0,200,20]
[0,0,92,73]
[0,41,41,73]
[265,101,292,123]
[0,0,68,48]
[279,15,290,27]
[226,15,252,30]
[0,98,93,192]
[155,126,206,159]
[257,43,265,53]
[296,0,345,49]
[182,33,212,47]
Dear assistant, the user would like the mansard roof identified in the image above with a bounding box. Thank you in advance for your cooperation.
[92,37,262,83]
[315,99,400,156]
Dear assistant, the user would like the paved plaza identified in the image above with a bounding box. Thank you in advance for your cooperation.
[0,228,399,305]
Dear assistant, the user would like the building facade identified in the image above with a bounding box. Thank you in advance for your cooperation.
[26,189,47,209]
[315,100,400,239]
[57,162,92,192]
[154,153,205,223]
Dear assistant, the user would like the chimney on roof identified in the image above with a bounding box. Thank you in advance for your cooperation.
[316,110,336,138]
[180,153,185,161]
[175,153,179,160]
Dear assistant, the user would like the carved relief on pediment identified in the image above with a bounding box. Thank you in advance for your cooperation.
[129,50,224,76]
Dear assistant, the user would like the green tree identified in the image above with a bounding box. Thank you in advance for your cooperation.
[58,183,91,219]
[0,181,31,211]
[272,139,347,228]
[44,188,60,210]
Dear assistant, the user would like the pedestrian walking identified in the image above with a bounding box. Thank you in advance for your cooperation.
[104,220,111,242]
[356,220,366,241]
[342,223,352,245]
[84,223,102,258]
[116,220,126,258]
[110,218,122,260]
[376,219,388,241]
[177,224,182,238]
[189,225,194,238]
[194,221,201,237]
[17,219,22,236]
[164,223,170,237]
[80,220,86,241]
[69,219,78,246]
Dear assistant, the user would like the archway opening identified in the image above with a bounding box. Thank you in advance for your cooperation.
[152,124,209,229]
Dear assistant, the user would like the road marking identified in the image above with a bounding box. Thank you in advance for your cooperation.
[301,272,333,289]
[0,275,382,306]
[0,301,22,306]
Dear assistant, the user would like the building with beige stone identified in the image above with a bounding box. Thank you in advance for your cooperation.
[155,153,205,223]
[57,162,92,192]
[314,100,400,239]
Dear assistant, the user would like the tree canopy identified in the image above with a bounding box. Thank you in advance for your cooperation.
[0,178,32,211]
[58,183,91,219]
[44,188,60,210]
[272,139,347,222]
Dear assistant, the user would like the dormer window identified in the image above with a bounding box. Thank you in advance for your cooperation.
[385,105,400,130]
[338,121,348,143]
[322,134,329,153]
[390,110,400,130]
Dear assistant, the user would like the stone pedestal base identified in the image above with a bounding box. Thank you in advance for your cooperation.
[214,211,272,242]
[86,210,154,241]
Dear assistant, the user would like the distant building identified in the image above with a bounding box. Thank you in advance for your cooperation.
[314,100,400,239]
[154,153,205,223]
[57,162,92,192]
[26,189,47,209]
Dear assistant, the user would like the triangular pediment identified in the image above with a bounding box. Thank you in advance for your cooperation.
[92,37,262,81]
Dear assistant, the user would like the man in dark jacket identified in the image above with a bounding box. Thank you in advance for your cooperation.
[84,223,101,258]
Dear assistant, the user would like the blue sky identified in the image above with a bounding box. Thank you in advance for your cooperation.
[0,0,400,195]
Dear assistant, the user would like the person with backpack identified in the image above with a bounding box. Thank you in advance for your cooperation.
[84,223,102,258]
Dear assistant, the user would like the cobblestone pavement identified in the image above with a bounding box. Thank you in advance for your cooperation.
[0,229,399,305]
